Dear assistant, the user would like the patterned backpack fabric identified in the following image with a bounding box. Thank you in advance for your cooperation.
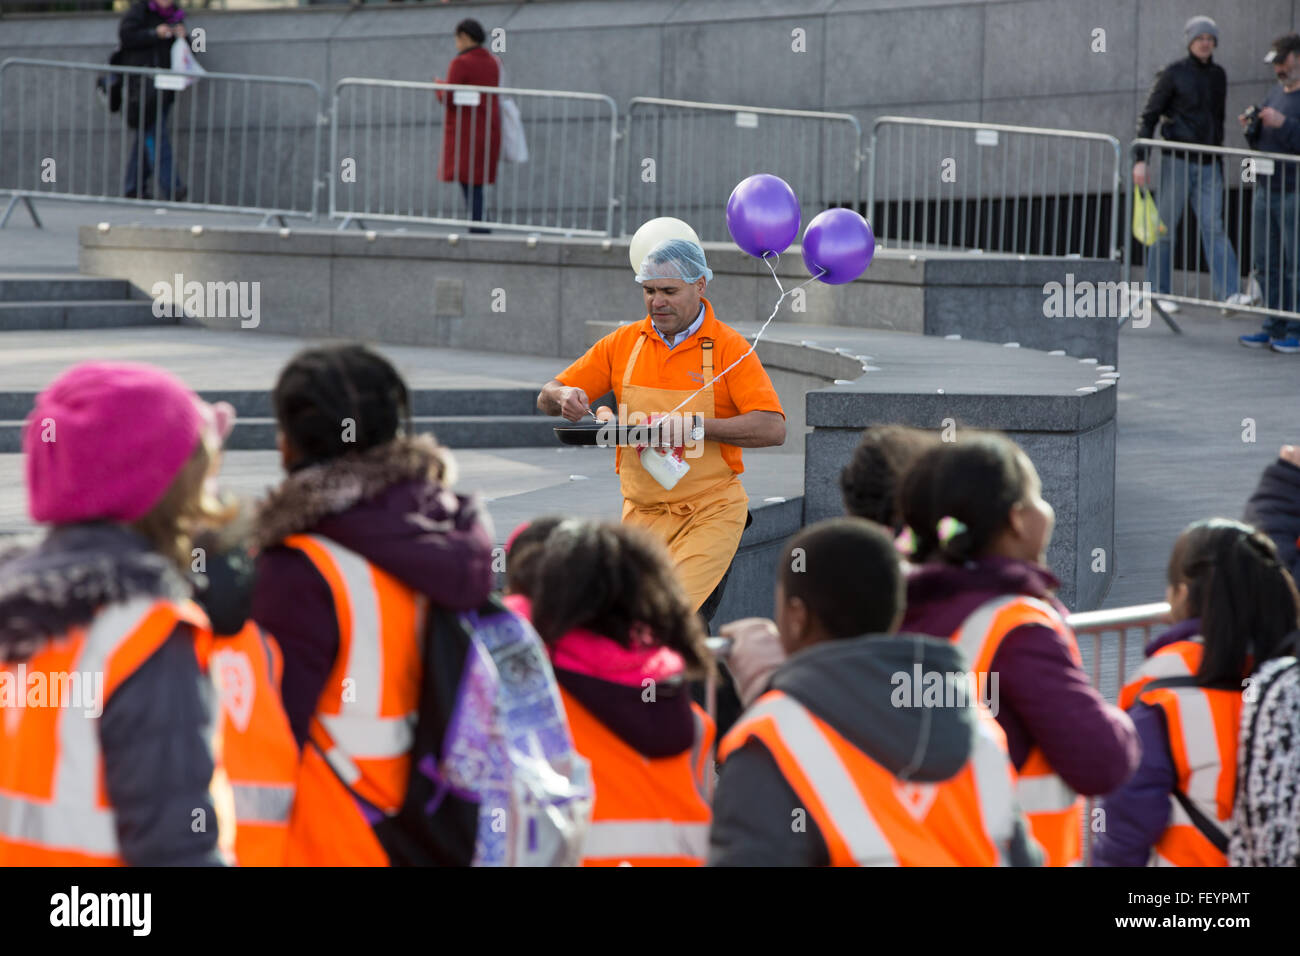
[1230,656,1300,867]
[372,595,591,866]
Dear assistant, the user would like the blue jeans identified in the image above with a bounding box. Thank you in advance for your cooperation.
[1253,174,1300,338]
[124,100,184,199]
[1147,155,1240,300]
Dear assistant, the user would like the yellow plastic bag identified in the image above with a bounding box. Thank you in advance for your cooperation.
[1132,186,1166,246]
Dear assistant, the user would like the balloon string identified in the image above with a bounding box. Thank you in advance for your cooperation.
[667,256,828,415]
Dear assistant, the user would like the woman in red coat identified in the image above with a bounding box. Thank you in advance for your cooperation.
[435,18,501,233]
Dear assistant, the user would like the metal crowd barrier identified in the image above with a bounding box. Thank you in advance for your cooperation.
[0,57,325,228]
[1125,137,1300,327]
[867,117,1122,260]
[622,97,864,242]
[329,78,619,236]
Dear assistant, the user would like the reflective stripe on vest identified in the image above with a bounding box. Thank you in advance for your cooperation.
[966,712,1020,867]
[732,693,897,865]
[951,594,1083,866]
[1119,641,1203,712]
[583,820,710,861]
[1138,676,1238,867]
[233,782,295,824]
[0,597,214,863]
[280,534,421,812]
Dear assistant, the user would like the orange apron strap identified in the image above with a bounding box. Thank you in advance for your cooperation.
[700,338,714,386]
[622,332,648,392]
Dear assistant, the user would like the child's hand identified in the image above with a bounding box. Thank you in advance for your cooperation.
[720,617,787,707]
[1281,445,1300,468]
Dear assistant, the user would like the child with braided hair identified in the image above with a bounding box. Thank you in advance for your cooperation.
[897,430,1138,866]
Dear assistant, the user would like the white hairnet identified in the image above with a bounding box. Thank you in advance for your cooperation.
[635,238,714,284]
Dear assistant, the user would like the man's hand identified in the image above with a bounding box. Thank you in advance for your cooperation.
[1132,161,1149,187]
[720,617,787,707]
[1260,106,1286,129]
[537,379,590,420]
[155,24,172,38]
[1280,444,1300,468]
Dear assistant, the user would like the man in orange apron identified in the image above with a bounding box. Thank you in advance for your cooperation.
[538,238,786,615]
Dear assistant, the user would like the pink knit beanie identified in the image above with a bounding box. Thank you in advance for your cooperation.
[24,362,209,524]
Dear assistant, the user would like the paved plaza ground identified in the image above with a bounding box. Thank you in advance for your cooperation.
[1,200,1295,624]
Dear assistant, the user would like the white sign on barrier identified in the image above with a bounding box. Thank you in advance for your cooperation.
[735,111,758,129]
[974,128,999,147]
[452,90,482,107]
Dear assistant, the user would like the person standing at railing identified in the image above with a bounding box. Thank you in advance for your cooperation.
[1133,16,1253,315]
[118,0,190,202]
[1238,34,1300,355]
[896,431,1139,866]
[434,18,500,234]
[1094,519,1300,866]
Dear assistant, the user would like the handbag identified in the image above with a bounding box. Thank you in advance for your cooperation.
[493,55,528,164]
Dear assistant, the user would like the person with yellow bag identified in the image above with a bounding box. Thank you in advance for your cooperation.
[537,235,786,625]
[1133,16,1255,315]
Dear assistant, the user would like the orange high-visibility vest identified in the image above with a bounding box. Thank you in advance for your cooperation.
[0,597,236,866]
[278,534,424,866]
[718,690,1024,866]
[950,595,1084,866]
[1134,656,1240,868]
[1119,639,1204,711]
[561,686,714,866]
[212,621,299,867]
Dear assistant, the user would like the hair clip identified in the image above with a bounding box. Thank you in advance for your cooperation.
[937,516,968,545]
[894,526,917,557]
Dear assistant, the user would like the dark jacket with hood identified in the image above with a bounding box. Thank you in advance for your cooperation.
[0,523,228,866]
[250,435,495,745]
[1244,455,1300,582]
[1134,53,1227,162]
[708,632,1042,867]
[902,556,1139,796]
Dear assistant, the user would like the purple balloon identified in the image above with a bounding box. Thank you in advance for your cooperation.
[726,174,801,259]
[801,209,875,284]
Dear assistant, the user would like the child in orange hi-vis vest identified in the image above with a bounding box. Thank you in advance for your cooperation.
[1095,519,1300,867]
[711,517,1042,867]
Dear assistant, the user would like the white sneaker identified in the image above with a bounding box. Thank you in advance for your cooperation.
[1221,288,1261,316]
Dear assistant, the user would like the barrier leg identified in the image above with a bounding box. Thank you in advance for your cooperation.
[0,196,43,229]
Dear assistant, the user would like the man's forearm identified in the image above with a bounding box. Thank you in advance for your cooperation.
[703,411,785,448]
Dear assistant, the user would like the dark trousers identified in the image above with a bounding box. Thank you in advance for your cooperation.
[125,100,184,200]
[459,183,488,233]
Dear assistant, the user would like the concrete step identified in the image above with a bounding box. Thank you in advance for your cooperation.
[0,387,544,421]
[0,274,143,303]
[0,414,568,453]
[0,300,173,331]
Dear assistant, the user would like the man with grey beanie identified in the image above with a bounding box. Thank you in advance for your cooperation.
[1134,16,1253,314]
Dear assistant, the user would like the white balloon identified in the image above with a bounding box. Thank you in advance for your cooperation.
[629,217,701,272]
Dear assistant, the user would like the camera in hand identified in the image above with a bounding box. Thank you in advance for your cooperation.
[1243,105,1263,140]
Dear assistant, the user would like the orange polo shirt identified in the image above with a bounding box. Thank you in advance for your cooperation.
[556,298,784,476]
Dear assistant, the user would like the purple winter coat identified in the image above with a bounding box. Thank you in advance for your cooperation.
[250,437,495,745]
[902,556,1139,795]
[1091,617,1200,867]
